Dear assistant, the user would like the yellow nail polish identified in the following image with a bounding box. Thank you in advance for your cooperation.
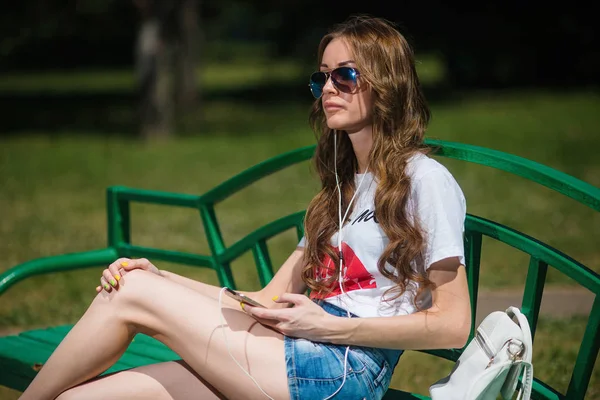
[240,302,245,311]
[121,262,128,267]
[272,296,279,301]
[115,274,121,281]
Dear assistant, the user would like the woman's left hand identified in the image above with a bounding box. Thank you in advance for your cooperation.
[96,257,162,293]
[244,293,335,341]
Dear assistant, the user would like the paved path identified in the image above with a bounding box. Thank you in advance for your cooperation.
[475,287,594,324]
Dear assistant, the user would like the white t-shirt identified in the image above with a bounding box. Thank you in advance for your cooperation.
[298,153,466,318]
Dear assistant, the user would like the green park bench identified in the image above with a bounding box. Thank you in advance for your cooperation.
[0,139,598,399]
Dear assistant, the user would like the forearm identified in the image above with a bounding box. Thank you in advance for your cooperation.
[323,261,472,351]
[324,309,470,350]
[159,247,306,310]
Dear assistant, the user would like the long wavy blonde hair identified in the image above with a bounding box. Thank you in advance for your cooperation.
[302,15,434,306]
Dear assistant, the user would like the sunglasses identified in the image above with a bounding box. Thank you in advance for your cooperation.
[309,66,360,99]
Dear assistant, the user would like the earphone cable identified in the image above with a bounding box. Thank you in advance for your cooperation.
[218,287,276,400]
[323,131,369,400]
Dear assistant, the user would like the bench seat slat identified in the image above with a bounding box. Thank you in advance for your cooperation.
[19,328,179,364]
[0,327,181,392]
[383,388,430,399]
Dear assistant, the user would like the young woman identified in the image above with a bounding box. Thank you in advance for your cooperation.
[20,15,471,400]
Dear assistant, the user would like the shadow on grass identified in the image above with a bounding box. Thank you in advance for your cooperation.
[0,82,460,136]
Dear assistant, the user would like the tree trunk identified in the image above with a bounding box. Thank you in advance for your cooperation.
[134,0,200,140]
[177,0,200,110]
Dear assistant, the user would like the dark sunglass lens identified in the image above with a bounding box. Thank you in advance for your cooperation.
[331,67,358,93]
[310,72,327,86]
[309,72,327,98]
[334,67,357,82]
[309,81,323,99]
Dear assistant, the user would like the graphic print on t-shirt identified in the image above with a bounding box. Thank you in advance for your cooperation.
[300,155,467,317]
[311,241,377,299]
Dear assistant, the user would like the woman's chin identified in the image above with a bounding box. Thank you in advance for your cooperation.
[326,117,349,131]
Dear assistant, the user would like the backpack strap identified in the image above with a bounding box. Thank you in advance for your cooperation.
[506,307,533,362]
[515,360,533,400]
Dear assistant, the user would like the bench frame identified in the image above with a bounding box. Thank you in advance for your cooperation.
[1,139,599,399]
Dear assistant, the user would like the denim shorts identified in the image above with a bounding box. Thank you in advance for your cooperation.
[284,301,403,400]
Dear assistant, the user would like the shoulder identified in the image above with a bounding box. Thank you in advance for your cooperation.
[406,152,466,208]
[406,152,457,185]
[405,153,467,269]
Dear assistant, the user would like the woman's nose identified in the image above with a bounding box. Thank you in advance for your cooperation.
[322,75,337,95]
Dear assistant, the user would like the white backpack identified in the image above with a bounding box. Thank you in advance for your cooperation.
[429,306,534,400]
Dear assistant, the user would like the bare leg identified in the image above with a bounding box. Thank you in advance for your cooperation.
[56,360,225,400]
[160,269,264,304]
[20,269,289,400]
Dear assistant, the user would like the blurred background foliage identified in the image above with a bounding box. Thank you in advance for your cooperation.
[0,1,599,398]
[0,1,598,138]
[2,1,598,86]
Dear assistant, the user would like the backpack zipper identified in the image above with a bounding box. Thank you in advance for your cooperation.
[475,329,497,368]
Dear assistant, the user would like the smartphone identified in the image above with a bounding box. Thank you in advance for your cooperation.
[224,287,266,308]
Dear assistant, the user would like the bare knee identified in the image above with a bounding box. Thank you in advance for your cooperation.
[99,268,157,302]
[106,269,166,329]
[91,268,149,304]
[87,269,159,327]
[118,268,158,290]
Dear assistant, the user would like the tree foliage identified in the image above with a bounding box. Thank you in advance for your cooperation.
[1,1,598,88]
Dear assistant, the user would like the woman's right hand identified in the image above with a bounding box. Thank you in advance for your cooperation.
[96,258,162,293]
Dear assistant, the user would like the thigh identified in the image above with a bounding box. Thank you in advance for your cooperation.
[109,269,289,400]
[58,361,224,400]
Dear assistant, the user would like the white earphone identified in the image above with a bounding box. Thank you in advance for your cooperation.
[323,130,369,399]
[218,130,369,399]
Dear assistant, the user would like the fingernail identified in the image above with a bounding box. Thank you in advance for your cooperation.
[96,286,101,292]
[110,279,117,287]
[115,274,121,281]
[272,296,279,301]
[121,262,128,267]
[240,302,245,311]
[103,284,110,290]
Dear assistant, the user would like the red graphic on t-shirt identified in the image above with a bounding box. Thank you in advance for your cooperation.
[310,242,377,299]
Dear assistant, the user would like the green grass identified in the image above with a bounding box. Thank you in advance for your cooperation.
[0,71,598,397]
[427,90,600,288]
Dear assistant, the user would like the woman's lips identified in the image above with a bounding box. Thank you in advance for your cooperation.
[324,101,344,112]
